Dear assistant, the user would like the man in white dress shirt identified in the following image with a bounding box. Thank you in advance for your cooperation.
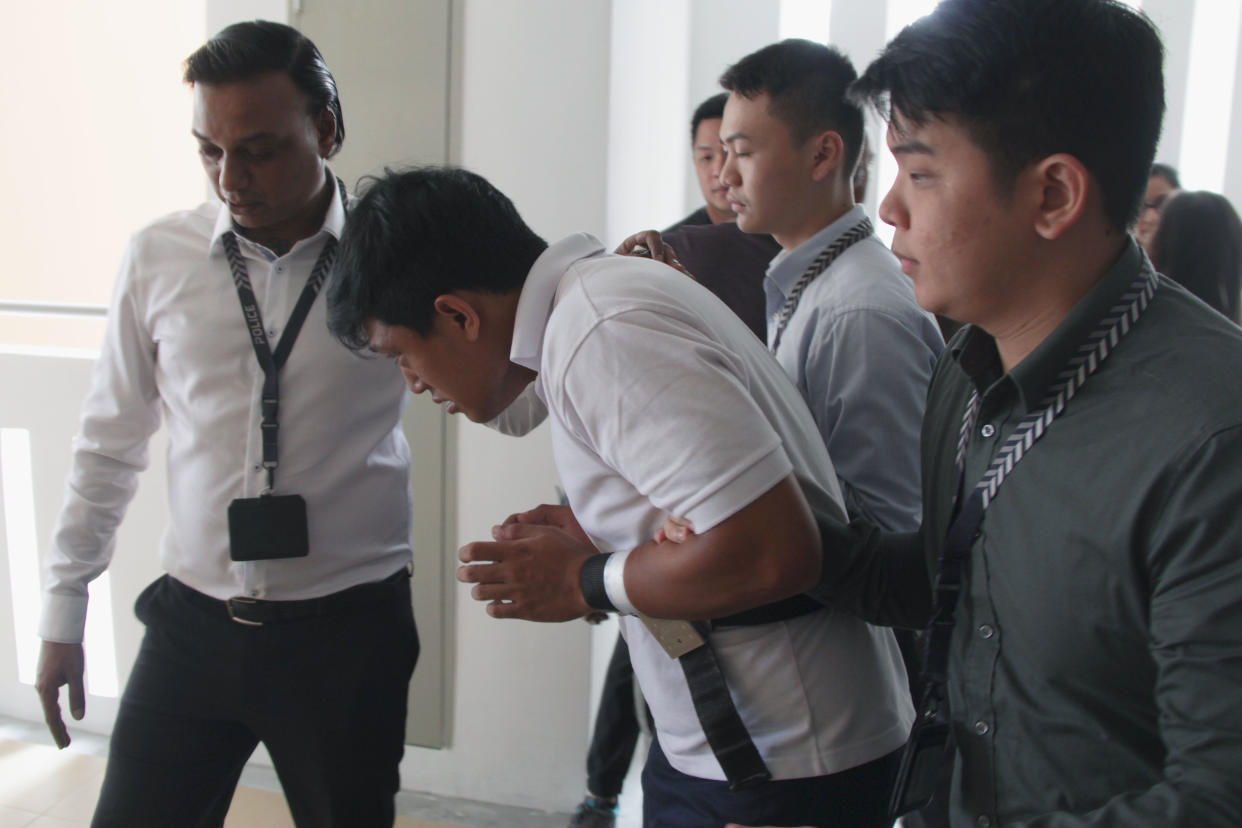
[326,166,913,828]
[34,22,416,827]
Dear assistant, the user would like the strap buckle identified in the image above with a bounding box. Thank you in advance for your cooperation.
[226,596,264,626]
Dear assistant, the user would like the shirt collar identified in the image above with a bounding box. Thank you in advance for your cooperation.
[207,169,347,259]
[766,204,869,293]
[510,233,607,371]
[954,238,1147,410]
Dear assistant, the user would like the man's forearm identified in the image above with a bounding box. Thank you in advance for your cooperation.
[596,475,821,620]
[807,507,933,629]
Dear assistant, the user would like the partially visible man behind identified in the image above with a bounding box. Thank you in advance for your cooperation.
[803,0,1242,823]
[665,92,734,232]
[35,21,417,827]
[1135,162,1180,256]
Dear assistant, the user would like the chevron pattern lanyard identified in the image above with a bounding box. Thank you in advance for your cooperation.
[769,218,874,354]
[221,176,346,492]
[923,263,1160,696]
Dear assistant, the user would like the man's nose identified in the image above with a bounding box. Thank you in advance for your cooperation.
[219,154,249,194]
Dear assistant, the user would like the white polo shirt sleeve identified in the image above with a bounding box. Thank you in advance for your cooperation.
[547,303,794,535]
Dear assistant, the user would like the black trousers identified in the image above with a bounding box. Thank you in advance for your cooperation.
[91,572,419,828]
[585,633,648,798]
[641,737,900,828]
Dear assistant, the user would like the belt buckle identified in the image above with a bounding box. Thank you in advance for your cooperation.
[227,596,264,626]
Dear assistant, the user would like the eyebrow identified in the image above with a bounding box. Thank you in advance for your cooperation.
[721,131,748,144]
[889,139,935,157]
[190,129,279,145]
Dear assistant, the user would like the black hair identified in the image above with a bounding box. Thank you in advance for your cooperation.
[849,0,1165,232]
[719,39,864,178]
[184,20,345,157]
[690,92,728,143]
[1150,191,1242,324]
[326,166,549,348]
[1150,162,1181,189]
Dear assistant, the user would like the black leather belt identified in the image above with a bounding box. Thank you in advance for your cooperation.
[170,568,410,627]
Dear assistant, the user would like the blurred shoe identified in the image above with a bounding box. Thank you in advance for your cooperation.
[567,796,617,828]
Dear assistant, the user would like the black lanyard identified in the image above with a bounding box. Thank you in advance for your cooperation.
[221,177,346,493]
[918,264,1159,717]
[769,217,873,353]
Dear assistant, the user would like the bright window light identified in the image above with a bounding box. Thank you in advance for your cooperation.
[1179,0,1242,192]
[84,572,119,698]
[779,0,832,43]
[2,427,119,697]
[874,0,941,247]
[2,428,40,685]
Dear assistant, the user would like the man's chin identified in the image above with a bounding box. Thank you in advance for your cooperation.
[734,213,763,235]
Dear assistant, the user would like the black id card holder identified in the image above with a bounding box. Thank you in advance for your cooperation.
[228,494,310,561]
[887,719,951,818]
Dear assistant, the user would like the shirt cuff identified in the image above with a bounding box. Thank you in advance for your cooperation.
[681,444,793,534]
[39,591,89,644]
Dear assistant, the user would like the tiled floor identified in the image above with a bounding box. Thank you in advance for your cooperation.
[0,737,468,828]
[0,716,572,828]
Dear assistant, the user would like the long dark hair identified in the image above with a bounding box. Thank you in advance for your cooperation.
[1150,191,1242,324]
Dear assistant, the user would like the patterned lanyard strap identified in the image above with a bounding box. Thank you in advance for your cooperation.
[769,217,873,353]
[220,176,347,491]
[955,263,1159,503]
[921,262,1159,697]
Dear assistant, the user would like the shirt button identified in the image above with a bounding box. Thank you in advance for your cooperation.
[974,720,990,735]
[980,423,995,437]
[978,624,995,639]
[250,590,260,597]
[976,816,992,827]
[276,265,285,273]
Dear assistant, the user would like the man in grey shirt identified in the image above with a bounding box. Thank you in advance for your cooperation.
[717,39,943,533]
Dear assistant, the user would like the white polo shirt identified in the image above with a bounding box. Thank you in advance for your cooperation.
[510,234,914,781]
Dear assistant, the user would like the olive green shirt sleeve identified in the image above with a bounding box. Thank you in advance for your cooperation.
[1012,423,1242,826]
[807,510,934,630]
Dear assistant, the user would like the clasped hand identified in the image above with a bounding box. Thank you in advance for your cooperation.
[457,504,597,622]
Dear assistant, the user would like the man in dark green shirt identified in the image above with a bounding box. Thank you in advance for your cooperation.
[810,0,1242,824]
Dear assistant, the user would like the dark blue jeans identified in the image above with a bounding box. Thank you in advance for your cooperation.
[91,572,418,828]
[642,736,900,828]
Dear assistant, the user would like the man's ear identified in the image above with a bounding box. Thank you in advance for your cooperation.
[1032,154,1089,240]
[316,108,337,158]
[433,294,483,342]
[809,130,845,183]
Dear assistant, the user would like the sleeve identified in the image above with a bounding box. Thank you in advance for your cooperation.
[807,508,934,629]
[803,305,938,532]
[554,309,792,534]
[1015,424,1242,826]
[39,240,163,644]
